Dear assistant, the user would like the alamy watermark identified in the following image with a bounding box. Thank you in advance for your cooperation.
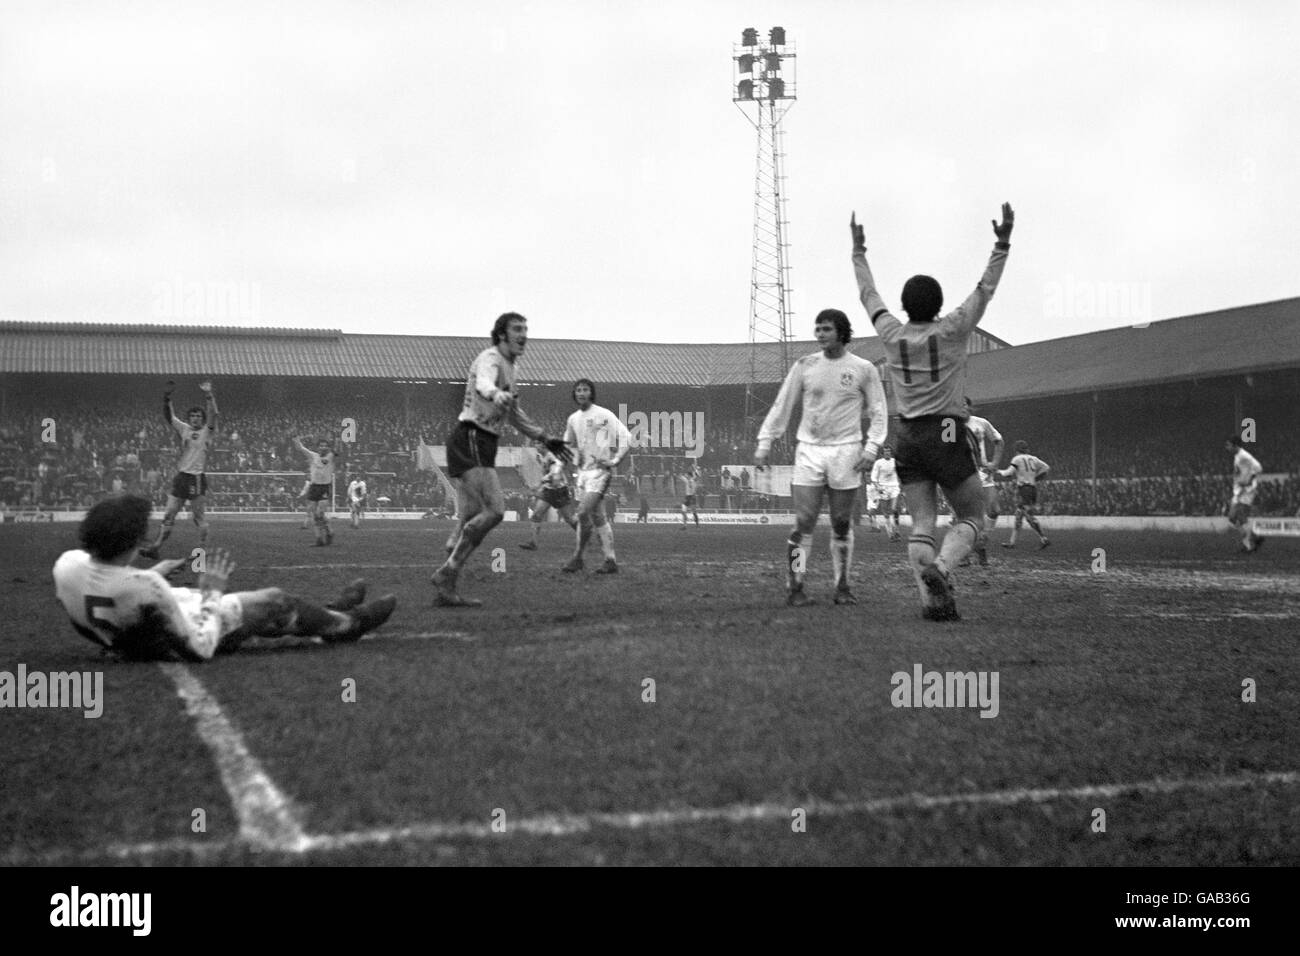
[1043,275,1152,327]
[616,404,704,456]
[151,276,261,322]
[0,665,103,718]
[891,663,999,718]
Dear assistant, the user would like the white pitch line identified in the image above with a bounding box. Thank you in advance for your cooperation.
[9,768,1296,864]
[257,563,433,571]
[301,768,1300,850]
[158,663,311,853]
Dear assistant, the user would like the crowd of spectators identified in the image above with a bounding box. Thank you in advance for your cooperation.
[2,392,1298,517]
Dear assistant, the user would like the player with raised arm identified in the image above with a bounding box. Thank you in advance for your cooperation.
[519,446,579,550]
[960,396,1006,566]
[293,435,342,547]
[1225,436,1264,552]
[870,445,903,542]
[562,379,632,574]
[852,204,1014,620]
[347,474,368,529]
[680,463,702,528]
[54,495,396,661]
[139,380,218,560]
[755,309,888,607]
[998,440,1051,549]
[432,313,572,606]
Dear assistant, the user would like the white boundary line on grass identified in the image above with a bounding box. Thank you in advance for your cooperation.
[6,768,1296,863]
[157,663,311,853]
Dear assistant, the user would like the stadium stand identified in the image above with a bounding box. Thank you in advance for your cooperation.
[1,300,1297,516]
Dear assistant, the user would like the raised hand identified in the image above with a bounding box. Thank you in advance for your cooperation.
[198,380,213,394]
[993,202,1015,243]
[164,380,175,399]
[850,211,866,252]
[199,548,235,593]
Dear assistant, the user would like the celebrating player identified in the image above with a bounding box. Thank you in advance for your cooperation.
[680,463,702,528]
[562,379,632,574]
[960,396,1005,566]
[347,473,368,529]
[431,313,571,606]
[755,308,888,606]
[870,445,903,542]
[852,204,1014,620]
[520,446,579,550]
[55,494,396,661]
[293,435,342,547]
[139,380,217,560]
[1225,436,1264,552]
[998,440,1051,549]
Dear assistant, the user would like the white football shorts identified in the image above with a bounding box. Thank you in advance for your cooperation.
[1231,481,1258,507]
[576,466,613,497]
[793,443,862,491]
[865,485,880,507]
[979,466,998,489]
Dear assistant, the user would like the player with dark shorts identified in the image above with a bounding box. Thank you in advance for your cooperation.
[520,448,578,551]
[853,204,1015,620]
[140,380,218,560]
[431,313,571,606]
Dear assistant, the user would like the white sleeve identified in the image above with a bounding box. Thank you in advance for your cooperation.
[861,365,888,454]
[757,361,804,450]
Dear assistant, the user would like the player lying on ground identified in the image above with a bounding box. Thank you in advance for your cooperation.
[1225,435,1264,552]
[852,204,1014,620]
[432,312,572,606]
[140,380,217,560]
[293,435,343,546]
[755,308,888,606]
[959,395,1005,566]
[347,474,367,529]
[563,379,632,574]
[870,445,903,542]
[998,440,1051,549]
[520,447,579,550]
[54,494,396,661]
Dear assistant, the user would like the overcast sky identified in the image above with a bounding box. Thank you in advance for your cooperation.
[2,0,1297,346]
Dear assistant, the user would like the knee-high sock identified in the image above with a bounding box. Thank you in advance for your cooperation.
[154,519,175,547]
[447,515,491,571]
[787,533,813,589]
[831,530,854,588]
[1025,512,1044,536]
[284,599,352,637]
[596,523,615,561]
[575,515,593,558]
[938,519,979,574]
[529,520,541,545]
[908,533,937,606]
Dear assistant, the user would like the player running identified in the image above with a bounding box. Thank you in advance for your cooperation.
[520,446,579,550]
[1225,436,1264,552]
[680,463,702,528]
[998,440,1051,549]
[139,380,217,560]
[432,313,571,606]
[293,435,342,547]
[852,204,1014,621]
[870,445,903,542]
[562,379,632,574]
[55,494,396,661]
[755,308,888,607]
[959,396,1005,566]
[347,474,368,529]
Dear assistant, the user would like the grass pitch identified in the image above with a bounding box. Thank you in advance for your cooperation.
[1,517,1296,865]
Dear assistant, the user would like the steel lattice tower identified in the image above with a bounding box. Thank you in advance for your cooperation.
[733,26,796,437]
